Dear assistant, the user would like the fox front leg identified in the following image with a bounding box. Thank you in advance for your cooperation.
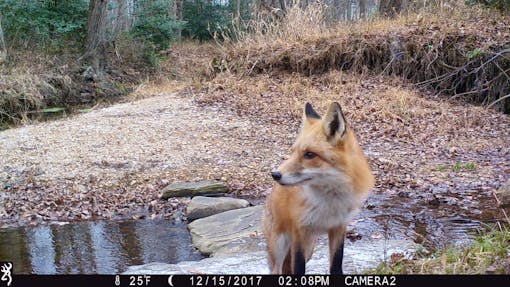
[328,226,346,275]
[290,228,316,275]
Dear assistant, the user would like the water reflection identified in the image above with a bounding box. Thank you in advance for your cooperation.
[26,225,56,274]
[0,220,203,274]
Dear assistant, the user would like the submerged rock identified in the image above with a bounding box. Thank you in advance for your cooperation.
[161,181,228,199]
[186,196,250,221]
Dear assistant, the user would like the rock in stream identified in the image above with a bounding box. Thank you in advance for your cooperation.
[124,205,418,274]
[186,196,250,221]
[124,239,417,274]
[161,181,229,199]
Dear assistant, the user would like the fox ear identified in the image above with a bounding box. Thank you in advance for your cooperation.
[303,102,321,121]
[323,102,346,140]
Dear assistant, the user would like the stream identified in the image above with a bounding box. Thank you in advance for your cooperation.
[0,186,505,274]
[356,189,504,250]
[0,219,203,274]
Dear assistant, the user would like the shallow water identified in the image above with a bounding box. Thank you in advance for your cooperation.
[0,188,504,274]
[355,190,503,250]
[0,219,203,274]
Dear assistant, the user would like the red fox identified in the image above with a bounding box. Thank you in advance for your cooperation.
[263,102,374,274]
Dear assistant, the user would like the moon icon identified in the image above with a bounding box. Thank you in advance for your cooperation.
[168,275,174,286]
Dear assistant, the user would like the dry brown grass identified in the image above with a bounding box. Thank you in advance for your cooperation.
[124,41,222,102]
[0,52,73,128]
[0,45,158,128]
[221,2,510,111]
[0,69,51,124]
[160,41,219,83]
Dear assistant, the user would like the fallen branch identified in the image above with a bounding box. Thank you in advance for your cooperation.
[487,93,510,109]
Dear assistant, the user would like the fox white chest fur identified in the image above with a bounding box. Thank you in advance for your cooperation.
[300,181,361,231]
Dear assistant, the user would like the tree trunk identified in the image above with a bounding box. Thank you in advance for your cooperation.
[175,0,183,40]
[82,0,109,77]
[300,0,309,10]
[114,0,129,37]
[129,0,137,27]
[278,0,286,14]
[359,0,366,19]
[0,13,7,63]
[332,0,341,21]
[236,0,241,19]
[379,0,402,18]
[345,0,352,21]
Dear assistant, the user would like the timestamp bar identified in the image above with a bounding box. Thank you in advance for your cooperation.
[9,274,510,287]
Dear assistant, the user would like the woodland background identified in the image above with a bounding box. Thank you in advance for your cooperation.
[0,0,509,128]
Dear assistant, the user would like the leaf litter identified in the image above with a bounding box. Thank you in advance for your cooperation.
[0,70,508,233]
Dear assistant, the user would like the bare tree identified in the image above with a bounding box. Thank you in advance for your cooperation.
[345,0,352,20]
[114,0,130,36]
[82,0,109,77]
[331,0,341,20]
[0,12,7,63]
[237,0,242,19]
[359,0,366,18]
[175,0,183,39]
[278,0,287,14]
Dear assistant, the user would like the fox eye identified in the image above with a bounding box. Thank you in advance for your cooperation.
[304,152,317,159]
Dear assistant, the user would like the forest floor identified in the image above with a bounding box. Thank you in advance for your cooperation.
[0,66,509,229]
[1,4,509,274]
[0,5,509,237]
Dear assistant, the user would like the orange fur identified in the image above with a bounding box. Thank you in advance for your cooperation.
[263,102,374,274]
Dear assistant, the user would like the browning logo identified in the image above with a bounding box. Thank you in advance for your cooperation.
[0,262,12,287]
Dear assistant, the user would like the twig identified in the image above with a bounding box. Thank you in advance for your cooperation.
[381,54,398,75]
[416,70,458,86]
[245,59,260,76]
[0,110,17,121]
[472,49,510,74]
[487,93,510,109]
[438,60,460,70]
[425,46,440,71]
[417,48,510,87]
[493,61,510,81]
[450,88,490,101]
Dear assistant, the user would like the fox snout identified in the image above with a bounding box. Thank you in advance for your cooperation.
[270,168,313,186]
[271,171,282,181]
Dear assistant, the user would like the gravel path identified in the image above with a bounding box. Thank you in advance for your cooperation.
[0,93,283,226]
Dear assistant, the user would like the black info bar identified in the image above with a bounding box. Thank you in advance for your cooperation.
[4,274,510,287]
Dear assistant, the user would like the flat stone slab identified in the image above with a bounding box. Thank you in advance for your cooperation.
[126,203,418,274]
[124,239,417,274]
[161,181,228,199]
[212,235,266,257]
[188,206,263,256]
[187,196,250,221]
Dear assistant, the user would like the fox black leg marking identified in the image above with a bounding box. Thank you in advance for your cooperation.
[293,248,306,275]
[330,240,344,275]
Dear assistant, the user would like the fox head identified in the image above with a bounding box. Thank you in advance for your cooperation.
[271,102,374,194]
